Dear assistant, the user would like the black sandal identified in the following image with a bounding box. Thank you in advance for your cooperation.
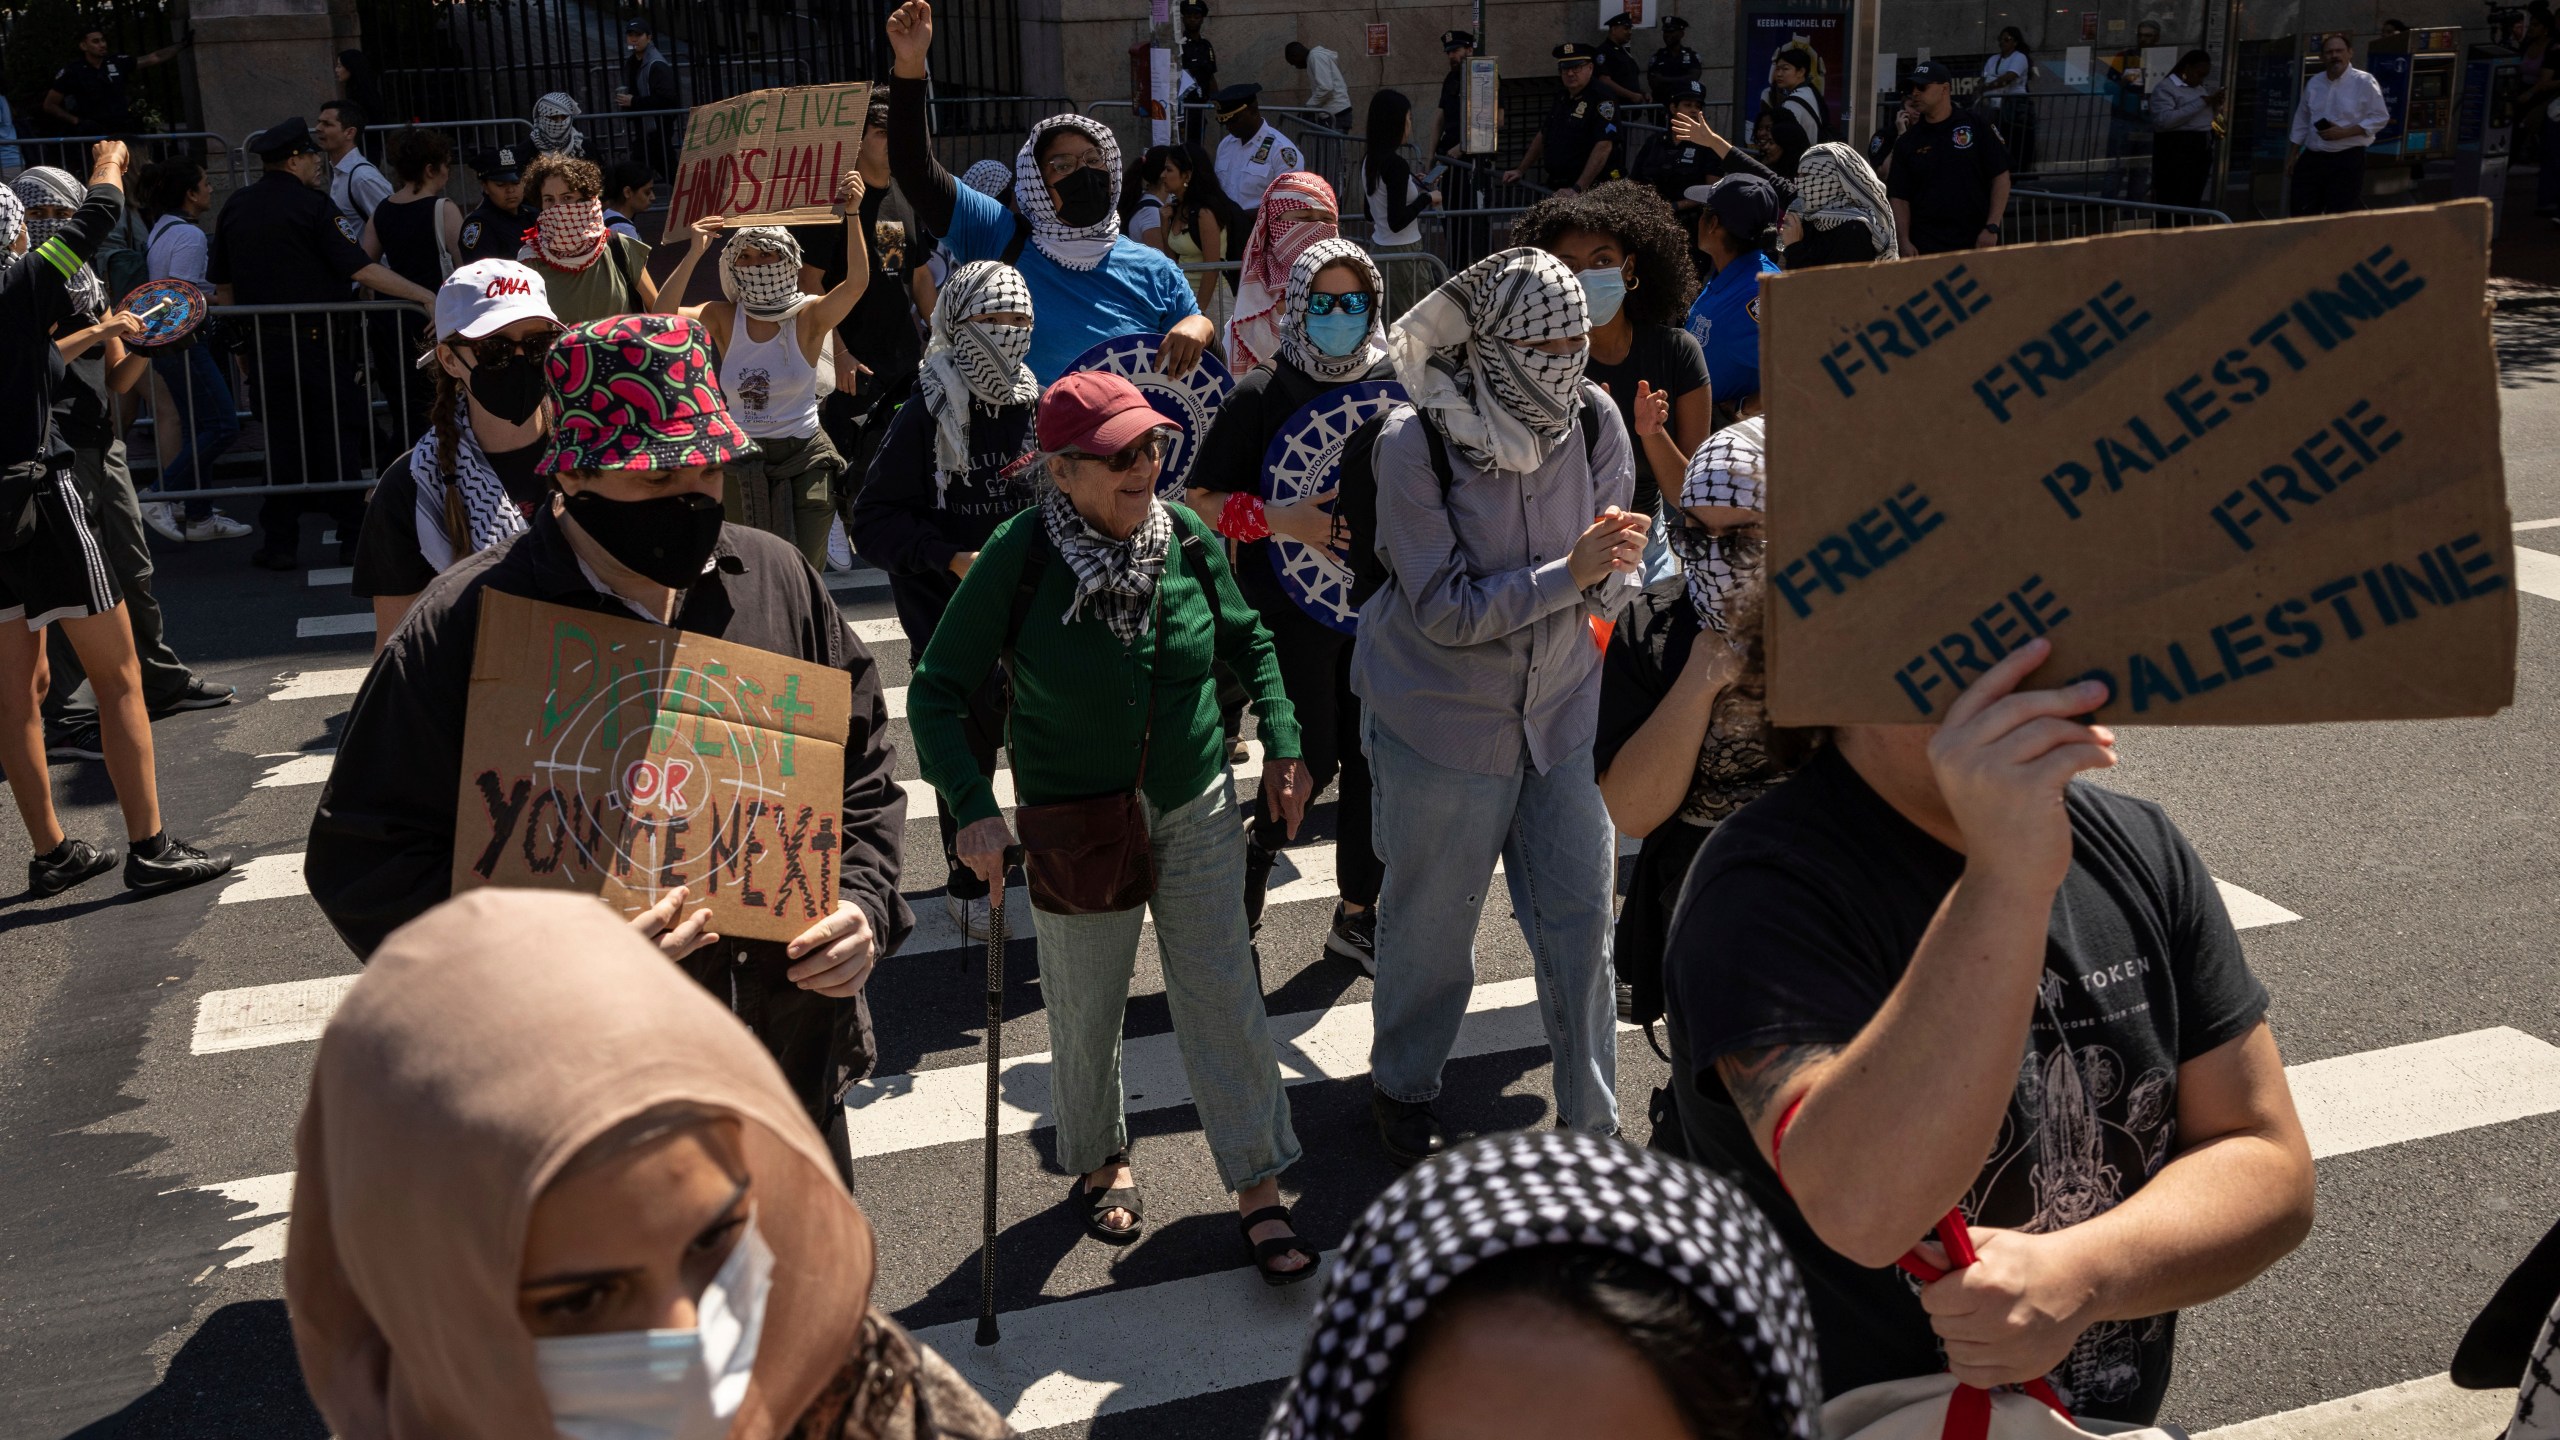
[1240,1204,1321,1287]
[1073,1154,1144,1245]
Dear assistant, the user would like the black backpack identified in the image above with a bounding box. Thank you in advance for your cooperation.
[1339,400,1608,610]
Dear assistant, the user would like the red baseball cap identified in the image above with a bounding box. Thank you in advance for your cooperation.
[1038,370,1178,456]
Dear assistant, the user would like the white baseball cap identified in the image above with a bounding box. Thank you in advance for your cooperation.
[435,258,559,343]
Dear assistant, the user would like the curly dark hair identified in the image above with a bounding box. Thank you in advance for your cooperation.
[1512,179,1700,328]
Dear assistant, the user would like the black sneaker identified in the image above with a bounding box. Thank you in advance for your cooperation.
[30,839,118,896]
[44,722,104,761]
[1326,902,1377,975]
[125,836,236,894]
[149,677,237,719]
[1372,1090,1447,1168]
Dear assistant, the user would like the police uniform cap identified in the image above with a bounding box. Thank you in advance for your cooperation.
[1662,14,1689,32]
[1553,42,1600,66]
[472,145,527,182]
[1180,0,1209,14]
[1669,78,1707,105]
[250,116,321,160]
[1605,11,1635,29]
[1442,29,1476,49]
[1906,60,1955,87]
[1212,81,1261,117]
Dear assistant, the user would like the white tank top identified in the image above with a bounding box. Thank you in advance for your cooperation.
[721,305,821,441]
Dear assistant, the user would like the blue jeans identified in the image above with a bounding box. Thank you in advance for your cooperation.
[148,346,241,523]
[1029,771,1301,1192]
[1364,713,1620,1133]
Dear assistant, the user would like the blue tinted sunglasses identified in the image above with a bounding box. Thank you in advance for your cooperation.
[1304,291,1373,317]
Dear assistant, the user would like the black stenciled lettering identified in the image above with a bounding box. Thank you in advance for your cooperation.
[2167,641,2226,695]
[2212,349,2272,402]
[1846,508,1908,568]
[2265,598,2323,658]
[1894,656,1947,716]
[1807,535,1872,593]
[2041,461,2092,519]
[472,772,536,879]
[2360,568,2404,626]
[2309,576,2370,639]
[2126,652,2182,712]
[2212,613,2276,680]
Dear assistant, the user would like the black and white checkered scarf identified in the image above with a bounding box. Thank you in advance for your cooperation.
[1278,237,1387,384]
[1793,143,1898,260]
[918,261,1040,488]
[1040,483,1171,647]
[1262,1131,1820,1440]
[12,168,105,317]
[1386,246,1589,474]
[1012,114,1122,272]
[1669,415,1767,633]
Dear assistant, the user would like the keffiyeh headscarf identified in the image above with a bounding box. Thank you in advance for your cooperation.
[719,225,812,320]
[1226,172,1338,372]
[1386,246,1590,475]
[1263,1132,1820,1440]
[1792,142,1898,260]
[1670,415,1767,631]
[960,159,1013,200]
[0,184,23,260]
[408,408,532,572]
[918,261,1039,487]
[1012,115,1123,272]
[1040,482,1173,646]
[1279,237,1387,384]
[11,168,104,316]
[532,195,608,270]
[531,92,587,156]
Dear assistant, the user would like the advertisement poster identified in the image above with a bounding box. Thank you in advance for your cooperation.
[1742,12,1847,134]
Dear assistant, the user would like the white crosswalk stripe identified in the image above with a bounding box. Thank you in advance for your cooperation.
[133,630,2560,1438]
[2511,543,2560,602]
[305,566,354,588]
[295,612,373,639]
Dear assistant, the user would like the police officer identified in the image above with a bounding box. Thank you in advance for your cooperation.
[456,146,534,266]
[1594,12,1648,105]
[1214,82,1305,210]
[1178,0,1219,141]
[1433,30,1475,161]
[1884,60,2013,254]
[208,116,433,571]
[1632,79,1724,209]
[1648,15,1704,105]
[1505,44,1621,196]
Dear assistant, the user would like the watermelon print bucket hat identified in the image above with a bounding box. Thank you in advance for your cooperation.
[538,313,754,475]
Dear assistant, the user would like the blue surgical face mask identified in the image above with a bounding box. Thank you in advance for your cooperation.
[1579,265,1628,326]
[1304,308,1372,358]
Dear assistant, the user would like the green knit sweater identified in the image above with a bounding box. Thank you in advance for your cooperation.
[909,502,1303,829]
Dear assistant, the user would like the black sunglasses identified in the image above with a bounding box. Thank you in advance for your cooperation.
[468,330,559,366]
[1071,432,1168,472]
[1304,291,1373,317]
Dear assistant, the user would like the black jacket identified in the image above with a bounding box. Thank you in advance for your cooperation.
[3,182,118,467]
[848,393,1036,650]
[307,506,913,962]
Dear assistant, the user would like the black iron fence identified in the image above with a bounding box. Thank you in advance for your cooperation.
[359,0,1026,128]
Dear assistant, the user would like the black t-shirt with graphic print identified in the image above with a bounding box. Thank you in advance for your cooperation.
[1661,743,2268,1424]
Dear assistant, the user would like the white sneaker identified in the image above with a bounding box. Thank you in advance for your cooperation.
[947,891,993,942]
[141,503,185,543]
[182,513,254,542]
[826,515,855,572]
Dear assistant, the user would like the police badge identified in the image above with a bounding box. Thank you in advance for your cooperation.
[1953,124,1975,149]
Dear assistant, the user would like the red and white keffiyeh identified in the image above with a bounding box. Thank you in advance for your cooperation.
[1224,172,1338,372]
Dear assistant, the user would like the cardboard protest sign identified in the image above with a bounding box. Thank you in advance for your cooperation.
[667,83,870,231]
[452,592,853,941]
[1760,201,2514,725]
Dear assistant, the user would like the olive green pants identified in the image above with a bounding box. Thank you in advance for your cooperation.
[724,430,843,571]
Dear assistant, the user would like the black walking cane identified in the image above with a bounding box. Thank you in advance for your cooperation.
[976,847,1024,1348]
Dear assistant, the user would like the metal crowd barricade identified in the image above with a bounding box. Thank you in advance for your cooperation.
[127,300,433,505]
[10,130,234,186]
[2001,188,2231,243]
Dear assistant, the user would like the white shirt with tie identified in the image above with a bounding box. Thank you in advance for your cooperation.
[2289,65,2391,152]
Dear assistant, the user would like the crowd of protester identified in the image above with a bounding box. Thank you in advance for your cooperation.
[19,4,2550,1438]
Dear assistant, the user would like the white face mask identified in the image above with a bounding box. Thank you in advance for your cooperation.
[533,1212,774,1440]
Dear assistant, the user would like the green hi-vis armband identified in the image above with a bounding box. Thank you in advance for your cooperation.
[35,236,82,280]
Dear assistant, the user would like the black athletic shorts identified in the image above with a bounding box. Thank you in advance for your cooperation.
[0,467,122,630]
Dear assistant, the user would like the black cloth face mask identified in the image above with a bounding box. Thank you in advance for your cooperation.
[1053,167,1114,228]
[560,487,725,589]
[469,352,550,426]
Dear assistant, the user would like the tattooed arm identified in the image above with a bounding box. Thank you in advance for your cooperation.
[1714,1041,1845,1152]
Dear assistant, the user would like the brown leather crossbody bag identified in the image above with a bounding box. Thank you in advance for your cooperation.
[1001,528,1201,916]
